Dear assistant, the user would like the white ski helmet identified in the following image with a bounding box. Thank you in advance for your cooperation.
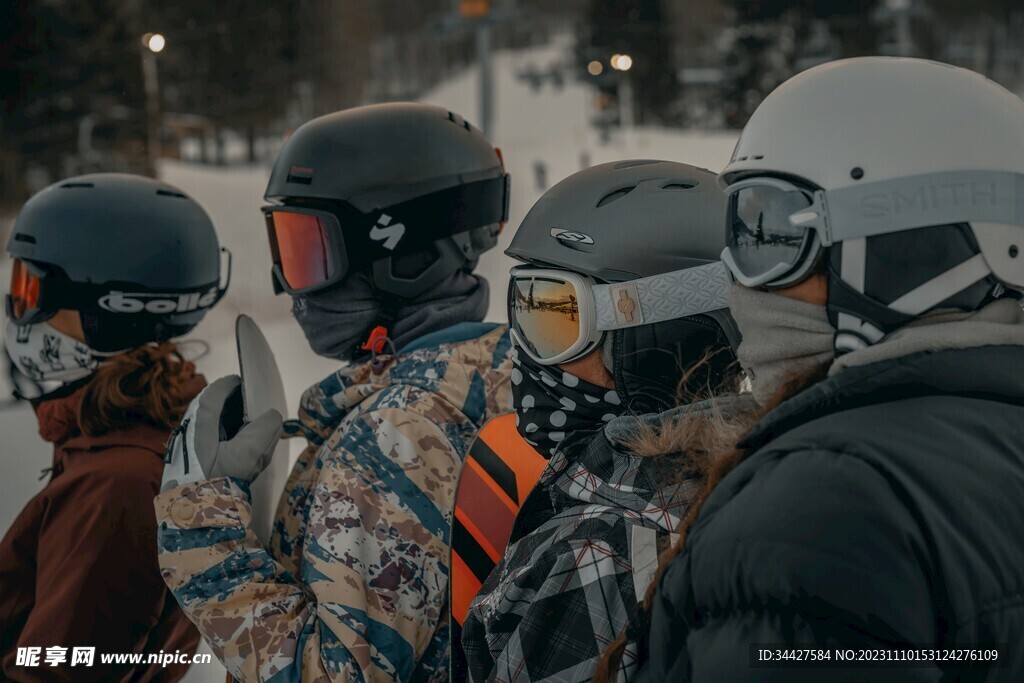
[719,57,1024,353]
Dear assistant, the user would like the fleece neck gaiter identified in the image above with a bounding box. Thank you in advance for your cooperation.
[727,284,835,405]
[291,270,490,361]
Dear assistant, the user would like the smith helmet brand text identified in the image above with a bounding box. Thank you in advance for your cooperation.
[860,181,999,219]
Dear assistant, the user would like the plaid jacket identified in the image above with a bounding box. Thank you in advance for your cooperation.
[462,408,706,683]
[156,324,512,682]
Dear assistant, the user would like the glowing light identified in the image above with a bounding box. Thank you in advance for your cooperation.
[611,54,633,71]
[143,33,166,53]
[587,60,603,76]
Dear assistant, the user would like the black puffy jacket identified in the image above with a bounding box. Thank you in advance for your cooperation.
[637,346,1024,683]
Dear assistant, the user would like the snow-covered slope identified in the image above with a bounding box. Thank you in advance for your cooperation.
[0,38,737,683]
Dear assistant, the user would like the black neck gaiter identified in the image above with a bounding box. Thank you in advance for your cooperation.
[511,345,623,457]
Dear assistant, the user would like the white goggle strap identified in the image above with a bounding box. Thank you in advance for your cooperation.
[592,261,731,331]
[820,170,1024,245]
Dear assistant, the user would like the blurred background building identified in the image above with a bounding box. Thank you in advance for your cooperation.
[3,0,1023,207]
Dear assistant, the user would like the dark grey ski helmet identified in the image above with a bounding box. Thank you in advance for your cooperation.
[507,160,740,411]
[6,173,227,351]
[264,102,509,298]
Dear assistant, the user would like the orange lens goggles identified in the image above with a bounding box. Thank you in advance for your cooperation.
[265,210,336,292]
[8,258,43,323]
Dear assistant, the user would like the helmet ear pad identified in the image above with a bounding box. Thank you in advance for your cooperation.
[80,308,200,352]
[825,223,1002,332]
[370,224,500,298]
[608,315,740,414]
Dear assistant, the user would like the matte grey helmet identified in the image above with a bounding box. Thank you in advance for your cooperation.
[263,102,509,299]
[6,173,227,352]
[507,160,741,412]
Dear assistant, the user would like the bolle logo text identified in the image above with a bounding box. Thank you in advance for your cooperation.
[98,287,219,314]
[550,228,595,245]
[369,213,405,250]
[860,182,998,219]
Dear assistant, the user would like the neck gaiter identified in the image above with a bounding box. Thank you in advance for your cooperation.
[727,284,835,405]
[511,345,622,457]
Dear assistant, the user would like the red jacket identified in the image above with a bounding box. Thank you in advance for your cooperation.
[0,383,203,682]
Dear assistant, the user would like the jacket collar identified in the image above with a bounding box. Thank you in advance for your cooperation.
[288,324,509,446]
[741,345,1024,452]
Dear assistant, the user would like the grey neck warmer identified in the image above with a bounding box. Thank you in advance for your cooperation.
[831,297,1024,374]
[728,283,835,405]
[291,270,490,361]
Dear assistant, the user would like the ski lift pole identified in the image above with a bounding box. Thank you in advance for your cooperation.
[456,0,495,137]
[477,21,494,138]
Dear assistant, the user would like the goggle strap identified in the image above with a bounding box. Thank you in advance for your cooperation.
[821,170,1024,245]
[593,261,731,331]
[345,174,510,259]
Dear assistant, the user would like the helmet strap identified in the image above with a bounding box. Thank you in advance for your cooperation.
[828,237,994,355]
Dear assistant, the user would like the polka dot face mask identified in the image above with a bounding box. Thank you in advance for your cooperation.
[511,344,622,457]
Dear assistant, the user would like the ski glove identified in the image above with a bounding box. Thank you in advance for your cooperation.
[161,375,283,492]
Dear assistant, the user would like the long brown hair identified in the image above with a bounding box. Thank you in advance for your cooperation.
[77,342,199,437]
[593,363,830,682]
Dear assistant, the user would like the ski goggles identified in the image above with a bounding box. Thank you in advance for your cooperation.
[722,177,823,289]
[723,170,1024,288]
[264,174,510,295]
[508,262,731,365]
[6,253,232,326]
[7,258,44,324]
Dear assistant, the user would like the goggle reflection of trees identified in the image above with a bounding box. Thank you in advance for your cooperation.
[513,280,579,322]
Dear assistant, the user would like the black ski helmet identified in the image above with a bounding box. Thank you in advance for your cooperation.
[263,102,509,299]
[507,160,740,412]
[6,173,227,352]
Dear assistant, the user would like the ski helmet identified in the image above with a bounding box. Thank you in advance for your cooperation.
[720,57,1024,353]
[507,160,740,412]
[6,173,228,352]
[262,102,509,300]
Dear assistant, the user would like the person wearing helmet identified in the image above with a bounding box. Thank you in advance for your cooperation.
[156,103,513,682]
[460,161,749,682]
[0,173,227,681]
[599,58,1024,682]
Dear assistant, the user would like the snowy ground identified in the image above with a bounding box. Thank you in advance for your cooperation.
[0,38,737,682]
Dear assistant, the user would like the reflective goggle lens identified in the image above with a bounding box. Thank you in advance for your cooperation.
[726,184,813,283]
[508,275,582,361]
[266,211,334,291]
[9,259,42,322]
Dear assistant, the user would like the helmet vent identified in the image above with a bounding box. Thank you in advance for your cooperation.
[662,181,697,190]
[59,182,94,189]
[597,186,636,207]
[156,189,187,198]
[13,233,36,244]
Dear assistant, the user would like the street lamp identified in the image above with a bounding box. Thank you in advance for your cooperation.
[140,33,165,174]
[609,54,634,127]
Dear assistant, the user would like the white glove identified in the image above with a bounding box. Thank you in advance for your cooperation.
[162,375,283,492]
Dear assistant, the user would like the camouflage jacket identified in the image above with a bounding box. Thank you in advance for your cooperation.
[156,323,513,682]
